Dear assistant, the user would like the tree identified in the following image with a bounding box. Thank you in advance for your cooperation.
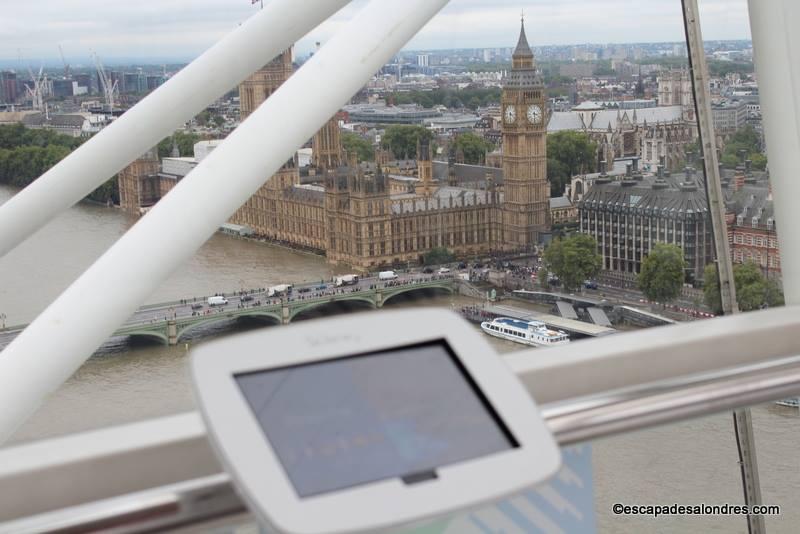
[342,132,375,162]
[547,158,571,198]
[423,247,455,266]
[195,110,212,126]
[720,153,740,169]
[87,176,120,204]
[0,125,104,203]
[638,243,686,304]
[751,153,768,171]
[547,131,597,196]
[381,125,433,160]
[704,262,785,314]
[453,132,494,165]
[158,131,202,158]
[542,234,602,291]
[720,125,766,169]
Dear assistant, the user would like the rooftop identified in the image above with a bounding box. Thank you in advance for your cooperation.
[579,171,710,217]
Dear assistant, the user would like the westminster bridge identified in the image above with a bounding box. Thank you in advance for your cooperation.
[0,275,457,349]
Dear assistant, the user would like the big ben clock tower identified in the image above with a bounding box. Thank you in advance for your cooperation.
[502,17,549,250]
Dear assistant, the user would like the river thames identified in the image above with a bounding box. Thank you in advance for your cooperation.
[1,185,799,533]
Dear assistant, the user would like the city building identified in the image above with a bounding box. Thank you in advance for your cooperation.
[548,102,694,171]
[550,196,578,225]
[342,103,441,125]
[0,71,18,103]
[658,69,693,108]
[500,20,551,248]
[118,147,161,213]
[724,167,780,275]
[120,19,556,268]
[21,112,98,138]
[578,165,714,281]
[712,100,749,135]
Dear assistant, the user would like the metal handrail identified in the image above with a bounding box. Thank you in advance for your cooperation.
[4,348,800,532]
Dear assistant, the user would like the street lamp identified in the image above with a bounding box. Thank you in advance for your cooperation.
[0,313,6,330]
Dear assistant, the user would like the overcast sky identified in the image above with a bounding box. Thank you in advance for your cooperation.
[0,0,752,65]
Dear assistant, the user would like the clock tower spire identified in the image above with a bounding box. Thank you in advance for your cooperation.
[501,18,549,250]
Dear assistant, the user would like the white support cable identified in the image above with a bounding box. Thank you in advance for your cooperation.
[749,0,800,304]
[0,0,451,444]
[0,0,351,259]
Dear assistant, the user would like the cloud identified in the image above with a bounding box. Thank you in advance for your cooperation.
[0,0,751,63]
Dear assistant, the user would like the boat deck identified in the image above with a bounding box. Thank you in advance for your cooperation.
[470,304,616,338]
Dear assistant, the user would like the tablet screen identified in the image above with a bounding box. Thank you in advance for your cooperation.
[235,340,517,498]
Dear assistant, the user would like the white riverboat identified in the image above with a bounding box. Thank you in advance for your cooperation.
[480,317,570,347]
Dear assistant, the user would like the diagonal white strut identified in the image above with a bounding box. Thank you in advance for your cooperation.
[0,0,451,444]
[0,0,351,259]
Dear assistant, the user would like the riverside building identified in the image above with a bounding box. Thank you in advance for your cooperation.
[119,20,556,269]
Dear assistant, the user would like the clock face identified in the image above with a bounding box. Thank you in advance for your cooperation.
[504,105,516,124]
[527,104,543,124]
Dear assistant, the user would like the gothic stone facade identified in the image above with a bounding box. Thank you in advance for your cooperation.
[118,147,160,214]
[227,21,551,268]
[120,23,552,269]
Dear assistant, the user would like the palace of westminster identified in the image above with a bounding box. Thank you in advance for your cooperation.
[119,21,553,269]
[119,20,712,275]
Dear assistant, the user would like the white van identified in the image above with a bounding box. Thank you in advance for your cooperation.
[207,296,228,306]
[335,275,360,287]
[378,270,398,281]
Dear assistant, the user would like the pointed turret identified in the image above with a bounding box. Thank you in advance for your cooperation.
[505,17,541,89]
[512,17,535,70]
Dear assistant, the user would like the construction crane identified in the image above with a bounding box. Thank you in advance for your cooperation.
[23,65,45,112]
[92,52,118,114]
[58,45,70,79]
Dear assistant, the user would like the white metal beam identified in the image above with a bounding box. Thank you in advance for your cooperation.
[0,0,351,259]
[505,306,800,404]
[0,0,451,444]
[749,0,800,303]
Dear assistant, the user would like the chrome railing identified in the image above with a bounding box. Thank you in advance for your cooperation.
[4,337,800,532]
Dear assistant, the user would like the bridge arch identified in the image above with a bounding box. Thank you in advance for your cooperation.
[289,296,375,322]
[176,311,282,342]
[382,284,454,306]
[123,330,169,345]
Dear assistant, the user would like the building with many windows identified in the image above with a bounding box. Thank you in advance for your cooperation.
[725,170,780,275]
[712,100,749,135]
[578,165,714,281]
[121,20,557,269]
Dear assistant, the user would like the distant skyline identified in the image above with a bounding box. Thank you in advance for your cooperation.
[0,0,752,66]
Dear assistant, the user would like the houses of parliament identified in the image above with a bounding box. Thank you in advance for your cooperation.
[119,21,553,269]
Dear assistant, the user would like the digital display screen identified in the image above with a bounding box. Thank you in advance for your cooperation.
[235,341,517,498]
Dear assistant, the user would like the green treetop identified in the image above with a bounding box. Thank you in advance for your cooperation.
[381,125,433,160]
[543,234,602,291]
[638,243,686,304]
[453,132,495,166]
[547,131,597,197]
[703,262,784,314]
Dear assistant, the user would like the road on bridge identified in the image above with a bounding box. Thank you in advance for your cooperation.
[0,271,457,350]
